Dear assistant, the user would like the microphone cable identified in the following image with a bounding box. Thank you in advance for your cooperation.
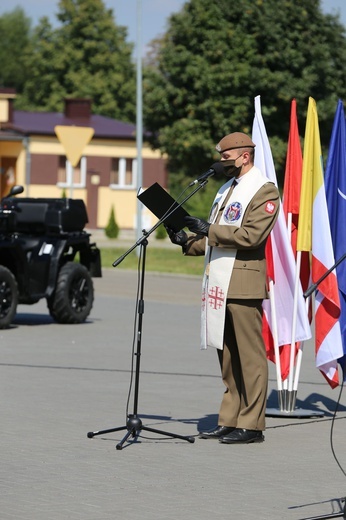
[125,246,143,420]
[123,176,212,420]
[124,182,190,419]
[330,373,346,478]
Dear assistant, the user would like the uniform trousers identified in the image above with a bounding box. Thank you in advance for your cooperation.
[217,299,267,431]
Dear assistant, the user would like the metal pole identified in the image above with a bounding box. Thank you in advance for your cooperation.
[23,136,31,196]
[67,160,74,199]
[136,0,143,247]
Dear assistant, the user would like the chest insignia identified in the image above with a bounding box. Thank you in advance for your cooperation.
[224,202,242,223]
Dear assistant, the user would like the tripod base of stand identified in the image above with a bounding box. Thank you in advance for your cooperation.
[266,390,324,418]
[87,414,195,450]
[299,497,346,519]
[266,407,324,418]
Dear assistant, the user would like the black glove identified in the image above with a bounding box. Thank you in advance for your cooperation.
[165,226,188,246]
[184,216,210,237]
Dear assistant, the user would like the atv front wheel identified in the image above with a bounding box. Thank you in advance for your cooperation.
[0,266,18,328]
[48,262,94,324]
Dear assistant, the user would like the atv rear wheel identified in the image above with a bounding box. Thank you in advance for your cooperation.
[48,262,94,324]
[0,266,18,328]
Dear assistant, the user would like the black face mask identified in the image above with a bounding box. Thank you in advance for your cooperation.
[220,154,243,178]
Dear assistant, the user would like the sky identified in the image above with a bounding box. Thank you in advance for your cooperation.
[0,0,346,56]
[0,0,186,55]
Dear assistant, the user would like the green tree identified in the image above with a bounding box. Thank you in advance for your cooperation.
[105,206,119,239]
[143,0,346,192]
[17,0,136,122]
[0,8,32,91]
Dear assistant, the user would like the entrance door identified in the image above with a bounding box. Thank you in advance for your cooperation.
[0,157,17,199]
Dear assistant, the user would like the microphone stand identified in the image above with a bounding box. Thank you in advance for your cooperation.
[87,179,209,450]
[303,252,346,299]
[300,254,346,520]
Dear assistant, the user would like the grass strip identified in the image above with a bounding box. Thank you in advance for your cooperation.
[100,247,205,276]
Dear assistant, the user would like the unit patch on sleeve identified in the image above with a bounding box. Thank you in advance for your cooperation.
[265,201,276,214]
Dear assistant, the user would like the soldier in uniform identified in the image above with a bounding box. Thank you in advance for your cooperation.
[167,132,280,444]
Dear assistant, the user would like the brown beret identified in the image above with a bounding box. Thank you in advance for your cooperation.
[215,132,256,153]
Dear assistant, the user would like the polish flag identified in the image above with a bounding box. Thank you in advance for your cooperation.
[252,96,311,382]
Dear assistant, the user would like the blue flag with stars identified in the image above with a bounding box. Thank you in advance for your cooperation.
[325,99,346,373]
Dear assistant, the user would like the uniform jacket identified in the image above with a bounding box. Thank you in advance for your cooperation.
[185,181,280,299]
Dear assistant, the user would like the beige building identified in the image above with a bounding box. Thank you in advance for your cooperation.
[0,88,167,229]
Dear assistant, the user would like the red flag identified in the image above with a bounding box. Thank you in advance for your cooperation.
[265,234,274,284]
[262,234,277,370]
[283,99,310,292]
[283,99,302,217]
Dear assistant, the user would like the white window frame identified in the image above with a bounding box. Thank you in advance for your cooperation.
[57,156,87,188]
[109,157,137,190]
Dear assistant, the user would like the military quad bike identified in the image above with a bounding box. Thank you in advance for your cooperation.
[0,186,102,328]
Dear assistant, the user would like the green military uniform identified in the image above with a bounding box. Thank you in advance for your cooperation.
[185,181,280,430]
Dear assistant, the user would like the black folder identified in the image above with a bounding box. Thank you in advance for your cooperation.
[137,182,189,232]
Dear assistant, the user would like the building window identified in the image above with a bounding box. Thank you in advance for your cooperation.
[110,158,137,189]
[57,156,86,188]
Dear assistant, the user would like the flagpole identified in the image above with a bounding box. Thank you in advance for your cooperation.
[287,250,302,408]
[286,212,292,239]
[282,211,294,402]
[268,281,284,408]
[292,298,312,395]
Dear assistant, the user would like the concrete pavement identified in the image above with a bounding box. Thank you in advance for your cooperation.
[1,268,346,520]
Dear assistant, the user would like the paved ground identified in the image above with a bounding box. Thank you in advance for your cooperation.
[2,265,346,520]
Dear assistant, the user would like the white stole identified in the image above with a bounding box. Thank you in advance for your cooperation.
[201,166,269,350]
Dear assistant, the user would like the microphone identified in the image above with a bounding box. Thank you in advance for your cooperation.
[189,162,224,187]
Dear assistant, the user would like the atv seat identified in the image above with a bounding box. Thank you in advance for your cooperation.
[1,198,88,234]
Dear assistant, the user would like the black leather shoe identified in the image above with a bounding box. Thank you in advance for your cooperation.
[219,428,264,444]
[199,426,235,439]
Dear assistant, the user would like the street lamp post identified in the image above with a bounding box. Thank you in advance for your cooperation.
[136,0,143,246]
